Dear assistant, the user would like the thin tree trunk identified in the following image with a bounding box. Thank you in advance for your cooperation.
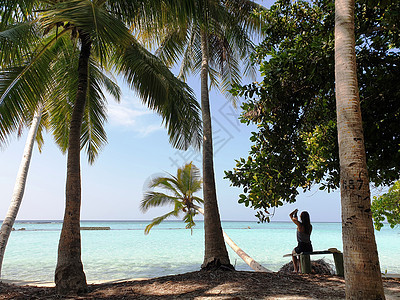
[194,205,270,272]
[55,32,91,295]
[0,105,43,277]
[199,28,232,271]
[335,0,385,298]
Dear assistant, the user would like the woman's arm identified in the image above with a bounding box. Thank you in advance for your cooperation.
[289,209,301,226]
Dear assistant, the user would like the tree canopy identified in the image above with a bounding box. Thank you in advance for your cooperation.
[224,0,400,221]
[0,0,203,152]
[371,181,400,230]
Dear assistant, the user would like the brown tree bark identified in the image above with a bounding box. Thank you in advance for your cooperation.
[335,0,385,298]
[55,32,91,295]
[199,28,233,271]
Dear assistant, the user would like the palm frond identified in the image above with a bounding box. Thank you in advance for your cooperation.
[155,23,190,67]
[192,196,204,205]
[144,209,181,235]
[153,0,262,99]
[0,31,65,144]
[106,0,197,36]
[39,0,132,65]
[0,0,37,29]
[182,210,197,230]
[141,162,204,233]
[0,27,69,107]
[141,191,180,212]
[223,0,266,36]
[179,162,202,195]
[147,176,182,197]
[81,59,121,164]
[178,27,202,81]
[0,21,40,68]
[113,38,202,150]
[46,39,119,163]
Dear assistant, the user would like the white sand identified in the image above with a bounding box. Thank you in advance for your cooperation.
[0,277,148,287]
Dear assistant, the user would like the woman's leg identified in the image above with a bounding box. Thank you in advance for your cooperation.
[292,249,299,272]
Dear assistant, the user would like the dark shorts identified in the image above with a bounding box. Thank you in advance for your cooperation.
[294,242,313,254]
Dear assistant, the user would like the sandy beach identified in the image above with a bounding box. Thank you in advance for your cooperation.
[1,270,400,299]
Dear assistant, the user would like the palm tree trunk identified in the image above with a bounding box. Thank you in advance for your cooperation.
[55,32,91,295]
[0,105,43,277]
[194,205,270,272]
[199,28,232,271]
[335,0,385,298]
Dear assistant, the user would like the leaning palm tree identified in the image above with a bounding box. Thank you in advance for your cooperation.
[0,106,43,278]
[0,0,202,294]
[141,162,270,272]
[148,0,264,270]
[334,0,385,298]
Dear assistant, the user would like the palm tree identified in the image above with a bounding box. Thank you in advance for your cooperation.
[334,0,385,298]
[151,0,264,270]
[0,43,122,278]
[141,162,204,234]
[141,162,270,272]
[1,0,202,294]
[0,106,43,278]
[0,4,122,278]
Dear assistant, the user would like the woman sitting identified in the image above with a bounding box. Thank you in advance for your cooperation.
[289,209,313,273]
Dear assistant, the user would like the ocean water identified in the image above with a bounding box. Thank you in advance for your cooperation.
[2,221,399,282]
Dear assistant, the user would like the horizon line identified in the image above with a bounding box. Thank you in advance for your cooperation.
[7,219,343,223]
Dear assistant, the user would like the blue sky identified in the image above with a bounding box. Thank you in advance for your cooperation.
[0,0,347,223]
[0,75,344,223]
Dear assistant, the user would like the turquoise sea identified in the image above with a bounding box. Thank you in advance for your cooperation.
[2,221,400,282]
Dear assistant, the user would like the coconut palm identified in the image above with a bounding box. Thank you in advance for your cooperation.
[149,0,264,270]
[141,162,270,272]
[0,0,202,294]
[141,162,204,234]
[1,7,121,279]
[0,35,122,278]
[334,0,385,298]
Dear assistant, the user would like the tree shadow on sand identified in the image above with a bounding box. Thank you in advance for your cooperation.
[1,270,399,299]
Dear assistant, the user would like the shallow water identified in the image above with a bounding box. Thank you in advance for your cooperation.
[2,221,399,282]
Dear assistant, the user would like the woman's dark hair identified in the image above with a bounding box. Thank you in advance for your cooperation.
[300,211,312,235]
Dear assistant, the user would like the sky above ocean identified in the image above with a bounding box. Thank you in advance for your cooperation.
[1,0,385,224]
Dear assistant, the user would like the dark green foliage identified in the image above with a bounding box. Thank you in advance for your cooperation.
[225,0,400,220]
[371,181,400,230]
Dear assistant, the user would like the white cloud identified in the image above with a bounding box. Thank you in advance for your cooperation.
[108,104,150,126]
[107,104,163,136]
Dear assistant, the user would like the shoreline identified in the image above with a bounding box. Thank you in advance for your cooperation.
[0,277,149,287]
[1,272,399,287]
